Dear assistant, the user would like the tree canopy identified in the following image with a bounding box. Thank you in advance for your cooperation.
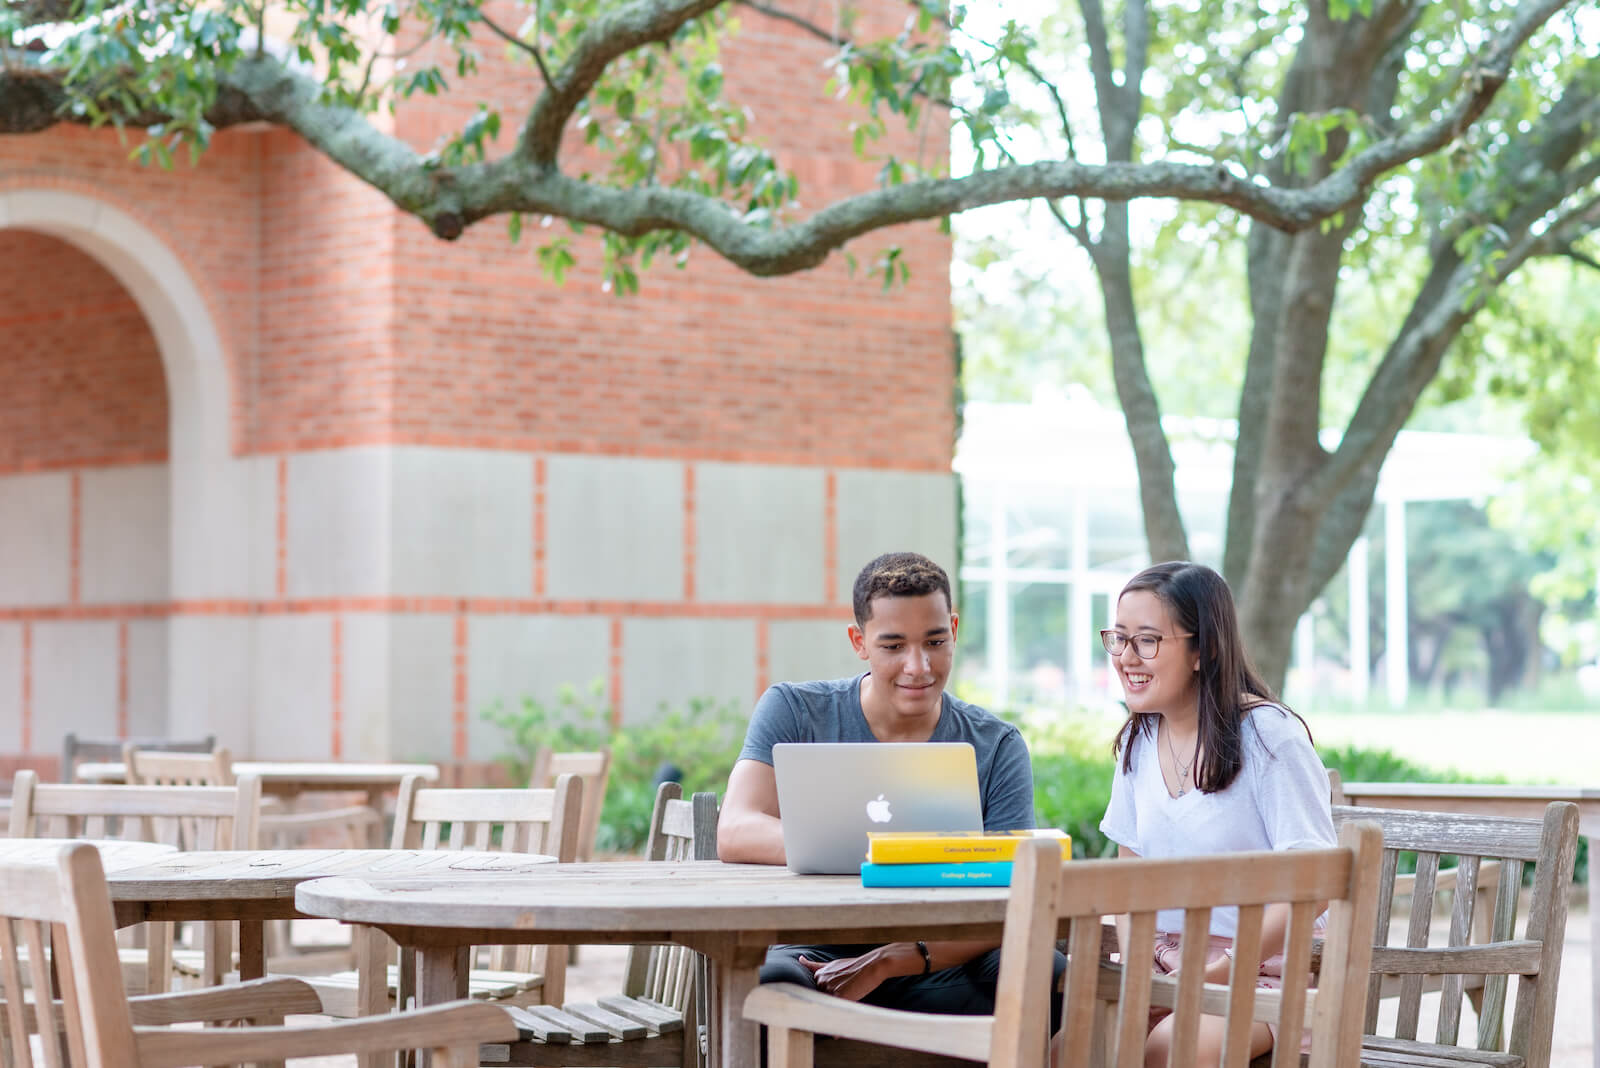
[5,0,1597,686]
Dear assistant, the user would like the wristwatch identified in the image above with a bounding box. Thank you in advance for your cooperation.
[915,940,932,975]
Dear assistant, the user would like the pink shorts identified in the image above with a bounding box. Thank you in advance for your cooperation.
[1147,932,1310,1053]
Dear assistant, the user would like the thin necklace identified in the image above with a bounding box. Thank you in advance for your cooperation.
[1164,721,1197,797]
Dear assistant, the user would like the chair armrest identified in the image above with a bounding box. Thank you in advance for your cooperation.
[128,976,324,1024]
[1368,941,1542,976]
[743,982,994,1064]
[1096,962,1319,1030]
[1140,972,1319,1030]
[133,999,518,1068]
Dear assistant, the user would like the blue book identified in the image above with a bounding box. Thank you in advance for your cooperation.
[860,861,1013,887]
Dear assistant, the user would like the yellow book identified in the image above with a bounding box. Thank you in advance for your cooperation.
[865,828,1070,864]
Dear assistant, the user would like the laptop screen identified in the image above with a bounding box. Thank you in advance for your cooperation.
[772,742,983,874]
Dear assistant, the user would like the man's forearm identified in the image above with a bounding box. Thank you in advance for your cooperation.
[891,939,998,976]
[716,810,788,865]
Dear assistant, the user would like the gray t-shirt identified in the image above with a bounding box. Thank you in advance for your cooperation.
[738,674,1037,831]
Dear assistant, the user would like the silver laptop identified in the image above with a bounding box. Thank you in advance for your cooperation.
[772,742,983,874]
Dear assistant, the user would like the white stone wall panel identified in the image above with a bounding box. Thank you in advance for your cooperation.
[0,473,72,606]
[251,614,334,759]
[32,622,119,744]
[390,448,533,597]
[466,615,612,760]
[694,463,825,604]
[285,448,391,599]
[834,471,958,604]
[545,456,683,601]
[622,618,756,724]
[79,465,170,603]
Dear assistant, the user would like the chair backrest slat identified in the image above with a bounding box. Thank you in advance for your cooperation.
[0,916,33,1067]
[1433,852,1481,1045]
[1222,904,1264,1068]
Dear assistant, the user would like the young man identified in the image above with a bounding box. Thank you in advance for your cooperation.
[719,551,1056,1020]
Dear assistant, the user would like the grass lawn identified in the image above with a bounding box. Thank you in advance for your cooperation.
[1302,707,1595,785]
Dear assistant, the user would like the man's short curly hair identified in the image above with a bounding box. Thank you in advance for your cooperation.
[851,552,953,627]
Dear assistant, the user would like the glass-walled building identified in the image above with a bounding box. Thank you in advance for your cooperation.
[953,390,1528,713]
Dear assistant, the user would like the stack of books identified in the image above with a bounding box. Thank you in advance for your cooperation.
[860,828,1070,886]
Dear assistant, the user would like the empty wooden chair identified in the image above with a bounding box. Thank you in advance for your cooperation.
[746,821,1383,1068]
[120,743,376,977]
[1331,801,1578,1068]
[5,769,260,993]
[0,840,516,1068]
[311,772,582,1031]
[530,746,613,863]
[60,731,214,783]
[486,781,713,1067]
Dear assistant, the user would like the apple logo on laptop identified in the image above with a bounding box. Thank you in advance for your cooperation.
[866,795,893,823]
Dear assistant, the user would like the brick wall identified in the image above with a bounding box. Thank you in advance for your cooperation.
[385,2,956,472]
[0,127,261,452]
[0,0,956,761]
[0,231,168,473]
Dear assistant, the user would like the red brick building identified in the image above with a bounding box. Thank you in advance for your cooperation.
[0,9,956,768]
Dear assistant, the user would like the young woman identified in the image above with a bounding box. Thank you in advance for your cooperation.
[1097,561,1335,1068]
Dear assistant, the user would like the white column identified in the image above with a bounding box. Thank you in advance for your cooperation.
[1068,488,1091,700]
[1347,536,1370,703]
[1293,611,1315,700]
[987,485,1010,711]
[1384,498,1409,709]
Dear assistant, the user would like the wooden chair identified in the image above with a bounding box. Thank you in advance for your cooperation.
[311,772,583,1027]
[0,840,516,1068]
[745,822,1383,1068]
[120,743,380,846]
[1330,801,1579,1068]
[60,731,214,783]
[120,744,377,976]
[530,746,613,863]
[5,769,261,993]
[487,780,713,1066]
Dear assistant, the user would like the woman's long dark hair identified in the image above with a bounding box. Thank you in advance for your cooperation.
[1111,561,1309,793]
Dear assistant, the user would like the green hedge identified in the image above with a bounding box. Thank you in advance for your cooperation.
[483,689,1583,881]
[481,681,746,855]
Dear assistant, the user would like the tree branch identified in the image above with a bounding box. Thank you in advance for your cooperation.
[479,10,553,88]
[3,0,1569,262]
[735,0,845,47]
[7,0,72,26]
[514,0,724,170]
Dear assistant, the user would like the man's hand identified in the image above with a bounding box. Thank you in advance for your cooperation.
[798,943,922,1001]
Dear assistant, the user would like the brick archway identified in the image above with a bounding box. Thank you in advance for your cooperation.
[1,188,253,742]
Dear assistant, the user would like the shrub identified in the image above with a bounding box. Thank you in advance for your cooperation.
[481,681,746,855]
[1022,717,1118,859]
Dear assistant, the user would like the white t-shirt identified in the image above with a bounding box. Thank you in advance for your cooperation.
[1098,704,1336,936]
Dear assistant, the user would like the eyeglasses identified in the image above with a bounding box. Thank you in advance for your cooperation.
[1099,629,1193,659]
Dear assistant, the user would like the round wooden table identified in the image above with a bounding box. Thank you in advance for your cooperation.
[0,838,176,869]
[298,859,1019,1068]
[108,848,558,987]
